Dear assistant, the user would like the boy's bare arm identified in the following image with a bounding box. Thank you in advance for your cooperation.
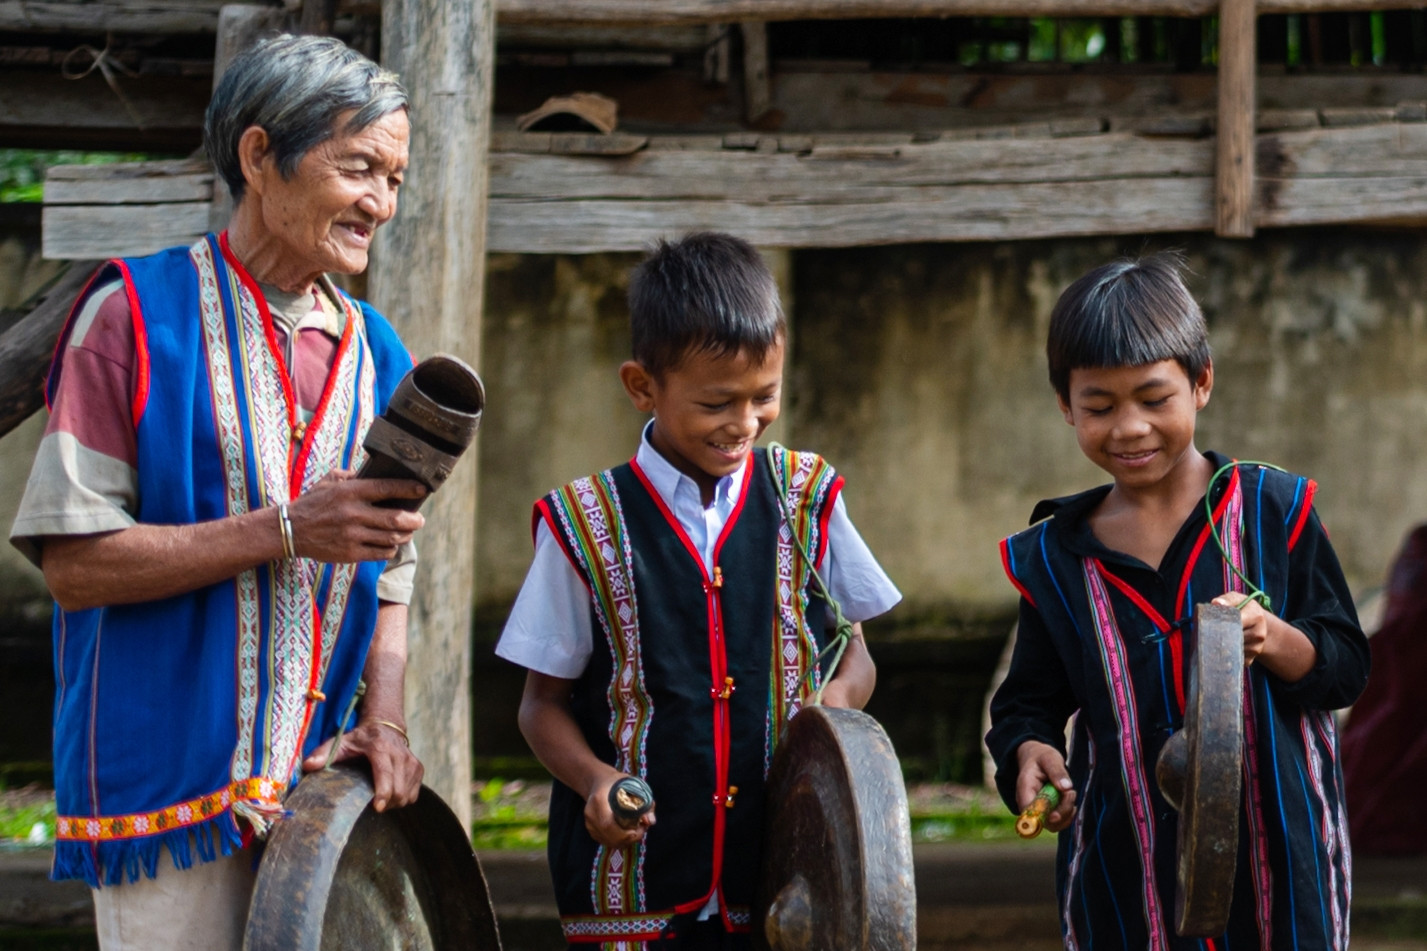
[1211,594,1317,683]
[818,623,875,709]
[518,670,654,849]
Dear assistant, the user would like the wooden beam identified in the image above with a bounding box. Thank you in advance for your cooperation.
[6,69,1422,152]
[42,119,1427,256]
[0,0,230,33]
[494,0,1427,27]
[369,0,495,830]
[0,260,101,440]
[0,70,208,152]
[299,0,339,34]
[1216,0,1256,237]
[742,22,771,123]
[5,0,1427,33]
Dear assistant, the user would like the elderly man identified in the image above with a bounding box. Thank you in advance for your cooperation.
[11,35,427,950]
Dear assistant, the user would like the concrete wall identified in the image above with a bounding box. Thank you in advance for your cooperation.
[475,232,1427,632]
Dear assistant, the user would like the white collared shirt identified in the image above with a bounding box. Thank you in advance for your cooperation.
[496,424,901,679]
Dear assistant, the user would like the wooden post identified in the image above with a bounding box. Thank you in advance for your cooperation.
[370,0,495,829]
[742,22,772,123]
[298,0,338,36]
[209,4,288,233]
[1216,0,1256,237]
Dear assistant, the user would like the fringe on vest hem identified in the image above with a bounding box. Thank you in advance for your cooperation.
[52,811,245,888]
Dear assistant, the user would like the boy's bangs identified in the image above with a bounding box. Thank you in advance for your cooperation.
[1064,297,1201,373]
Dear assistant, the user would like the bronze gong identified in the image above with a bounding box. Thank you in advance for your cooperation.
[243,764,502,951]
[1154,601,1245,938]
[754,706,917,951]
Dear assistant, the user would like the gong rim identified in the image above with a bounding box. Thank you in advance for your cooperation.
[754,705,916,951]
[242,765,502,951]
[1174,602,1245,937]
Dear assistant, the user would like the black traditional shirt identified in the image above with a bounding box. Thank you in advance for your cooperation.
[987,453,1369,951]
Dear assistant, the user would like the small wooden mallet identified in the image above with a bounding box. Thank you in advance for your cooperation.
[1016,783,1062,839]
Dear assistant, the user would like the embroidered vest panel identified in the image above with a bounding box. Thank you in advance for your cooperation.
[538,448,840,941]
[47,235,412,887]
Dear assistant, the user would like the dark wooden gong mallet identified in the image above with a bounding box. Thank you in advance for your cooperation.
[608,776,655,830]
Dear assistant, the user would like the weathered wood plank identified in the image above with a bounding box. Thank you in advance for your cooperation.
[0,0,231,33]
[1258,122,1427,176]
[44,119,1427,257]
[487,178,1218,251]
[44,158,213,205]
[495,0,1427,26]
[1215,0,1256,237]
[42,203,209,259]
[488,133,1215,199]
[0,70,208,152]
[7,67,1423,149]
[1256,175,1427,226]
[0,260,102,439]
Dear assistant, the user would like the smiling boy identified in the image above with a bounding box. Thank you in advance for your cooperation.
[497,233,900,950]
[986,252,1369,950]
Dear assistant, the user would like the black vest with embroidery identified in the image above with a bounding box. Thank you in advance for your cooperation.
[535,447,841,944]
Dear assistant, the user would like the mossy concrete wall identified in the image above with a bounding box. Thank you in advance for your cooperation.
[476,233,1427,628]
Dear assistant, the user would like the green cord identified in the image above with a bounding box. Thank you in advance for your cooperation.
[1204,459,1286,613]
[321,679,366,770]
[765,442,856,705]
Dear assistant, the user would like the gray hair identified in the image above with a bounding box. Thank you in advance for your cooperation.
[204,34,407,202]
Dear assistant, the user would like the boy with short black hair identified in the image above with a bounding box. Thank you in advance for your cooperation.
[987,251,1369,950]
[498,232,900,950]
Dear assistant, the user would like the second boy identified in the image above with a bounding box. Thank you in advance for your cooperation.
[497,232,901,950]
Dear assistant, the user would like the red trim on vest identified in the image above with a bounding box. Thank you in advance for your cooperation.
[46,263,113,414]
[218,233,341,762]
[1000,538,1038,610]
[530,497,595,600]
[815,474,844,569]
[219,232,300,482]
[1288,480,1318,553]
[95,259,153,427]
[1093,558,1172,632]
[628,455,754,919]
[1176,466,1242,618]
[291,293,355,493]
[1093,557,1185,714]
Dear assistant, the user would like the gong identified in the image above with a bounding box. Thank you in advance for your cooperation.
[1154,601,1245,938]
[754,706,917,951]
[243,765,502,951]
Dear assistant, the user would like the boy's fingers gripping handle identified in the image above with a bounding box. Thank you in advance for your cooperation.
[1016,783,1062,839]
[608,776,656,830]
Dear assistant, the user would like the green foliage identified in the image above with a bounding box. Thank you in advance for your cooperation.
[910,808,1019,843]
[470,777,549,851]
[0,785,55,848]
[0,149,156,203]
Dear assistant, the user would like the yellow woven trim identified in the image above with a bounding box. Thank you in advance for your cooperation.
[55,777,282,842]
